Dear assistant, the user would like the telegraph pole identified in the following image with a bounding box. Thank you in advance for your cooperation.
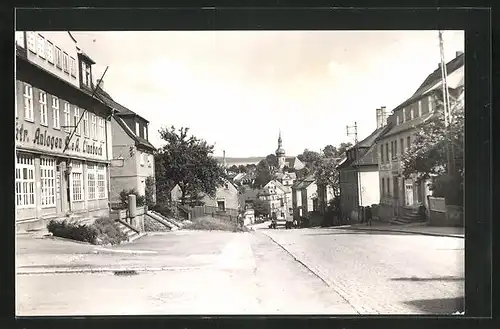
[346,122,362,221]
[438,31,456,176]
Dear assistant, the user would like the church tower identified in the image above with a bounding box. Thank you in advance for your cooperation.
[275,130,286,170]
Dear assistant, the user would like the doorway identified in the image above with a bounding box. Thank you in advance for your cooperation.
[405,182,414,206]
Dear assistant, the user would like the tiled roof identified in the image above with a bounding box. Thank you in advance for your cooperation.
[115,116,156,151]
[412,53,464,98]
[378,112,434,140]
[274,180,292,194]
[339,125,390,169]
[94,84,148,122]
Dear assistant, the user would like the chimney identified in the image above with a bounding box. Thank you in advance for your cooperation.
[381,106,389,126]
[456,51,464,57]
[375,108,382,129]
[97,78,104,89]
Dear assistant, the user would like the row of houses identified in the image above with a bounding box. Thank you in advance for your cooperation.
[338,51,465,222]
[15,31,156,232]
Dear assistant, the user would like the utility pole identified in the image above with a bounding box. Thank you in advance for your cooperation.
[346,122,362,221]
[438,31,456,176]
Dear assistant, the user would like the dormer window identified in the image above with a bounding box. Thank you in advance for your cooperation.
[135,121,139,135]
[143,126,147,140]
[80,61,92,88]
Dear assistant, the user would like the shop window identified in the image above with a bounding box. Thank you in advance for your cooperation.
[87,163,96,200]
[97,164,107,199]
[15,154,35,207]
[71,161,83,202]
[40,157,55,207]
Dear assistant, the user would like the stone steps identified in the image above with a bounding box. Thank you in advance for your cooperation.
[115,221,141,242]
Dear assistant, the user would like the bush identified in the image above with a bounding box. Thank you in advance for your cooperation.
[47,218,128,245]
[93,217,128,245]
[119,189,146,208]
[145,176,156,209]
[47,220,98,244]
[183,216,247,232]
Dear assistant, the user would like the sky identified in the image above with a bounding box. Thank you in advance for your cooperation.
[70,30,464,158]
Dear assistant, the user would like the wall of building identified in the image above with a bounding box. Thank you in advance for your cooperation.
[135,149,155,197]
[340,168,358,217]
[202,182,239,210]
[359,168,380,207]
[17,31,81,89]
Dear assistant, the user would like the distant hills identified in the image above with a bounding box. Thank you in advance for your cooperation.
[214,156,265,166]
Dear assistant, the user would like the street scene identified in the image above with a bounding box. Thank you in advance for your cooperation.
[15,30,464,315]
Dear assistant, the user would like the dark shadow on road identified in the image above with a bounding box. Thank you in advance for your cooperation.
[303,231,410,236]
[404,296,464,314]
[391,276,464,282]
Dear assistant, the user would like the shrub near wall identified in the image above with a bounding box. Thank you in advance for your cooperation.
[47,217,128,245]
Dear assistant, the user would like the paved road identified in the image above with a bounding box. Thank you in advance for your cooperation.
[16,231,356,315]
[261,226,464,314]
[16,227,464,315]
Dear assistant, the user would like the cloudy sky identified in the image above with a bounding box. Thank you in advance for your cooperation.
[70,30,464,158]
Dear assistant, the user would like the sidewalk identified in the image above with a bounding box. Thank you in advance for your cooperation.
[334,221,464,238]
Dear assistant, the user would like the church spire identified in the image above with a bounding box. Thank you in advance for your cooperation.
[278,129,282,147]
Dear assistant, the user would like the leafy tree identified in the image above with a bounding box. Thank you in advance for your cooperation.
[238,165,248,173]
[253,159,273,188]
[314,156,341,197]
[228,165,239,173]
[266,154,279,172]
[297,149,322,172]
[119,189,146,208]
[322,142,353,158]
[155,126,227,205]
[401,88,464,205]
[144,176,156,209]
[252,199,270,217]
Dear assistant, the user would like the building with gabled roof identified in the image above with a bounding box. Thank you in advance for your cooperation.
[338,115,391,221]
[94,84,157,204]
[374,51,464,222]
[291,174,318,220]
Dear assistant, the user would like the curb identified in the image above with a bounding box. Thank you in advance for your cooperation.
[16,264,214,275]
[92,247,158,255]
[339,226,464,239]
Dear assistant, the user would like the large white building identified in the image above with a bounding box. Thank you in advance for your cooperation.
[15,31,114,232]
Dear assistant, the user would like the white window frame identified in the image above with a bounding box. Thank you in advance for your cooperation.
[15,154,35,208]
[82,111,89,137]
[70,57,77,77]
[23,83,34,122]
[27,32,36,53]
[39,91,48,126]
[46,40,54,64]
[418,100,422,117]
[143,126,147,140]
[410,106,414,120]
[71,161,83,202]
[55,46,62,69]
[396,115,400,125]
[63,52,69,73]
[63,102,71,133]
[40,157,56,207]
[37,34,45,58]
[81,61,91,88]
[98,118,105,140]
[87,163,97,200]
[51,96,60,129]
[91,113,97,140]
[135,121,140,135]
[73,107,81,135]
[97,164,107,199]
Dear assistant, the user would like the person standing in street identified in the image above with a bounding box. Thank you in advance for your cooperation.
[366,206,373,226]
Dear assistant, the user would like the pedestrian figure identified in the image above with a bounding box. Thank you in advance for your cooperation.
[366,206,373,226]
[360,206,365,223]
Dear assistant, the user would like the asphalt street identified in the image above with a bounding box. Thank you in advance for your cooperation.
[16,226,464,315]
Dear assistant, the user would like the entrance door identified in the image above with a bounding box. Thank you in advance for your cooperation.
[405,182,414,206]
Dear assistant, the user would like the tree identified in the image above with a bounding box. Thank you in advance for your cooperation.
[144,176,156,209]
[336,142,353,158]
[252,199,270,217]
[265,154,279,172]
[314,156,341,197]
[238,165,248,173]
[322,145,337,158]
[253,159,273,188]
[155,126,227,205]
[401,88,464,205]
[228,165,239,173]
[297,149,322,170]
